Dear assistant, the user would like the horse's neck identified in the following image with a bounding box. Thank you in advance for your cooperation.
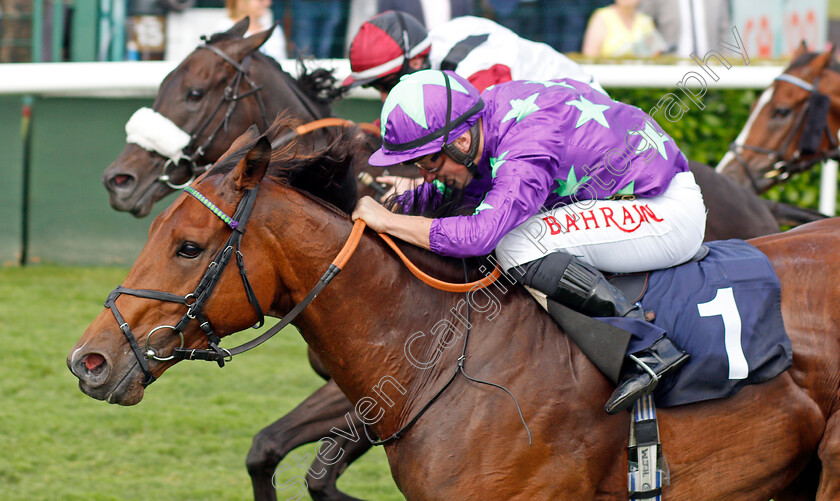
[259,186,538,438]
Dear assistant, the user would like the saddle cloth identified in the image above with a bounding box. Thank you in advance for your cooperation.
[598,239,792,407]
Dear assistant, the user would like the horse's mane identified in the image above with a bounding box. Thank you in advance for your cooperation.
[262,56,341,115]
[293,58,346,104]
[384,181,475,219]
[209,114,361,215]
[789,51,840,74]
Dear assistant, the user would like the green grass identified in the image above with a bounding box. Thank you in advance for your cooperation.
[0,265,402,500]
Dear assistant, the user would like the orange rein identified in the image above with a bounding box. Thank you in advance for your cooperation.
[294,117,380,137]
[296,119,501,292]
[332,220,502,293]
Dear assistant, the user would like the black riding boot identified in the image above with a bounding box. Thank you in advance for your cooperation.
[515,252,689,413]
[604,336,690,414]
[549,257,646,321]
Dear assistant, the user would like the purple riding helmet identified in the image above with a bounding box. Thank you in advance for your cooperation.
[368,70,485,178]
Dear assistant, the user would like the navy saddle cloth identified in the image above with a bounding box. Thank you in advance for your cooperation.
[599,239,792,407]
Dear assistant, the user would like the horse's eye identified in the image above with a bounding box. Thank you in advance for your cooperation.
[772,108,791,119]
[187,89,204,102]
[177,242,202,258]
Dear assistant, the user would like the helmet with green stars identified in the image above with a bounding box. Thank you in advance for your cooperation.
[368,70,484,169]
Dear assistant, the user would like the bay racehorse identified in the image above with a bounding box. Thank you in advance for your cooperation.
[102,18,410,218]
[716,43,840,197]
[99,20,789,500]
[71,123,840,499]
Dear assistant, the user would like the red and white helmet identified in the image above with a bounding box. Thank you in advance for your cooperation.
[342,11,432,89]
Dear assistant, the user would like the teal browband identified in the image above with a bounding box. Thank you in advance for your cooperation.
[184,186,239,229]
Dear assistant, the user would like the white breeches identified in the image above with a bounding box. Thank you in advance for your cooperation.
[495,172,707,273]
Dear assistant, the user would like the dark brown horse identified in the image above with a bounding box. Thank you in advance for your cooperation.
[102,18,778,240]
[102,18,406,218]
[71,125,840,499]
[716,44,840,196]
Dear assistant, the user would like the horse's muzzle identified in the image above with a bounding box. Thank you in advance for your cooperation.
[67,348,145,405]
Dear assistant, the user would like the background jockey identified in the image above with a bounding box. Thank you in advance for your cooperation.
[351,69,707,414]
[341,10,606,97]
[340,10,607,199]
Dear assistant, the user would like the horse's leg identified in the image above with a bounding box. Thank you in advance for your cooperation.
[816,412,840,499]
[774,454,820,501]
[306,429,372,501]
[247,379,364,501]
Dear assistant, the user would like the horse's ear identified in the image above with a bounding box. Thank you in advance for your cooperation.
[792,40,809,59]
[227,17,250,38]
[218,124,261,164]
[229,136,271,191]
[826,44,837,65]
[229,22,277,61]
[812,47,836,71]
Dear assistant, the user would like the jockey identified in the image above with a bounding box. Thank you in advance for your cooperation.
[342,10,606,197]
[341,10,605,98]
[351,70,707,414]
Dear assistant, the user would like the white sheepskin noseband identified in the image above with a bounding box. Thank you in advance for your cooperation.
[125,107,191,160]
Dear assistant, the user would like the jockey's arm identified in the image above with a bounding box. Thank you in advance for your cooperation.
[352,196,432,250]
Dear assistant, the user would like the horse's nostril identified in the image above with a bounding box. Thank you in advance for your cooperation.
[111,174,133,188]
[84,353,107,375]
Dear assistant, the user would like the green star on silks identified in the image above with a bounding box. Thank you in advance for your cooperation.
[490,151,510,178]
[565,96,610,129]
[526,80,577,90]
[502,93,541,123]
[380,71,471,134]
[553,165,591,197]
[473,201,494,214]
[629,120,670,160]
[615,180,635,197]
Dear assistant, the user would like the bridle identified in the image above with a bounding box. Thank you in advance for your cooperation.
[104,185,265,386]
[103,182,502,388]
[726,72,839,193]
[150,43,271,190]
